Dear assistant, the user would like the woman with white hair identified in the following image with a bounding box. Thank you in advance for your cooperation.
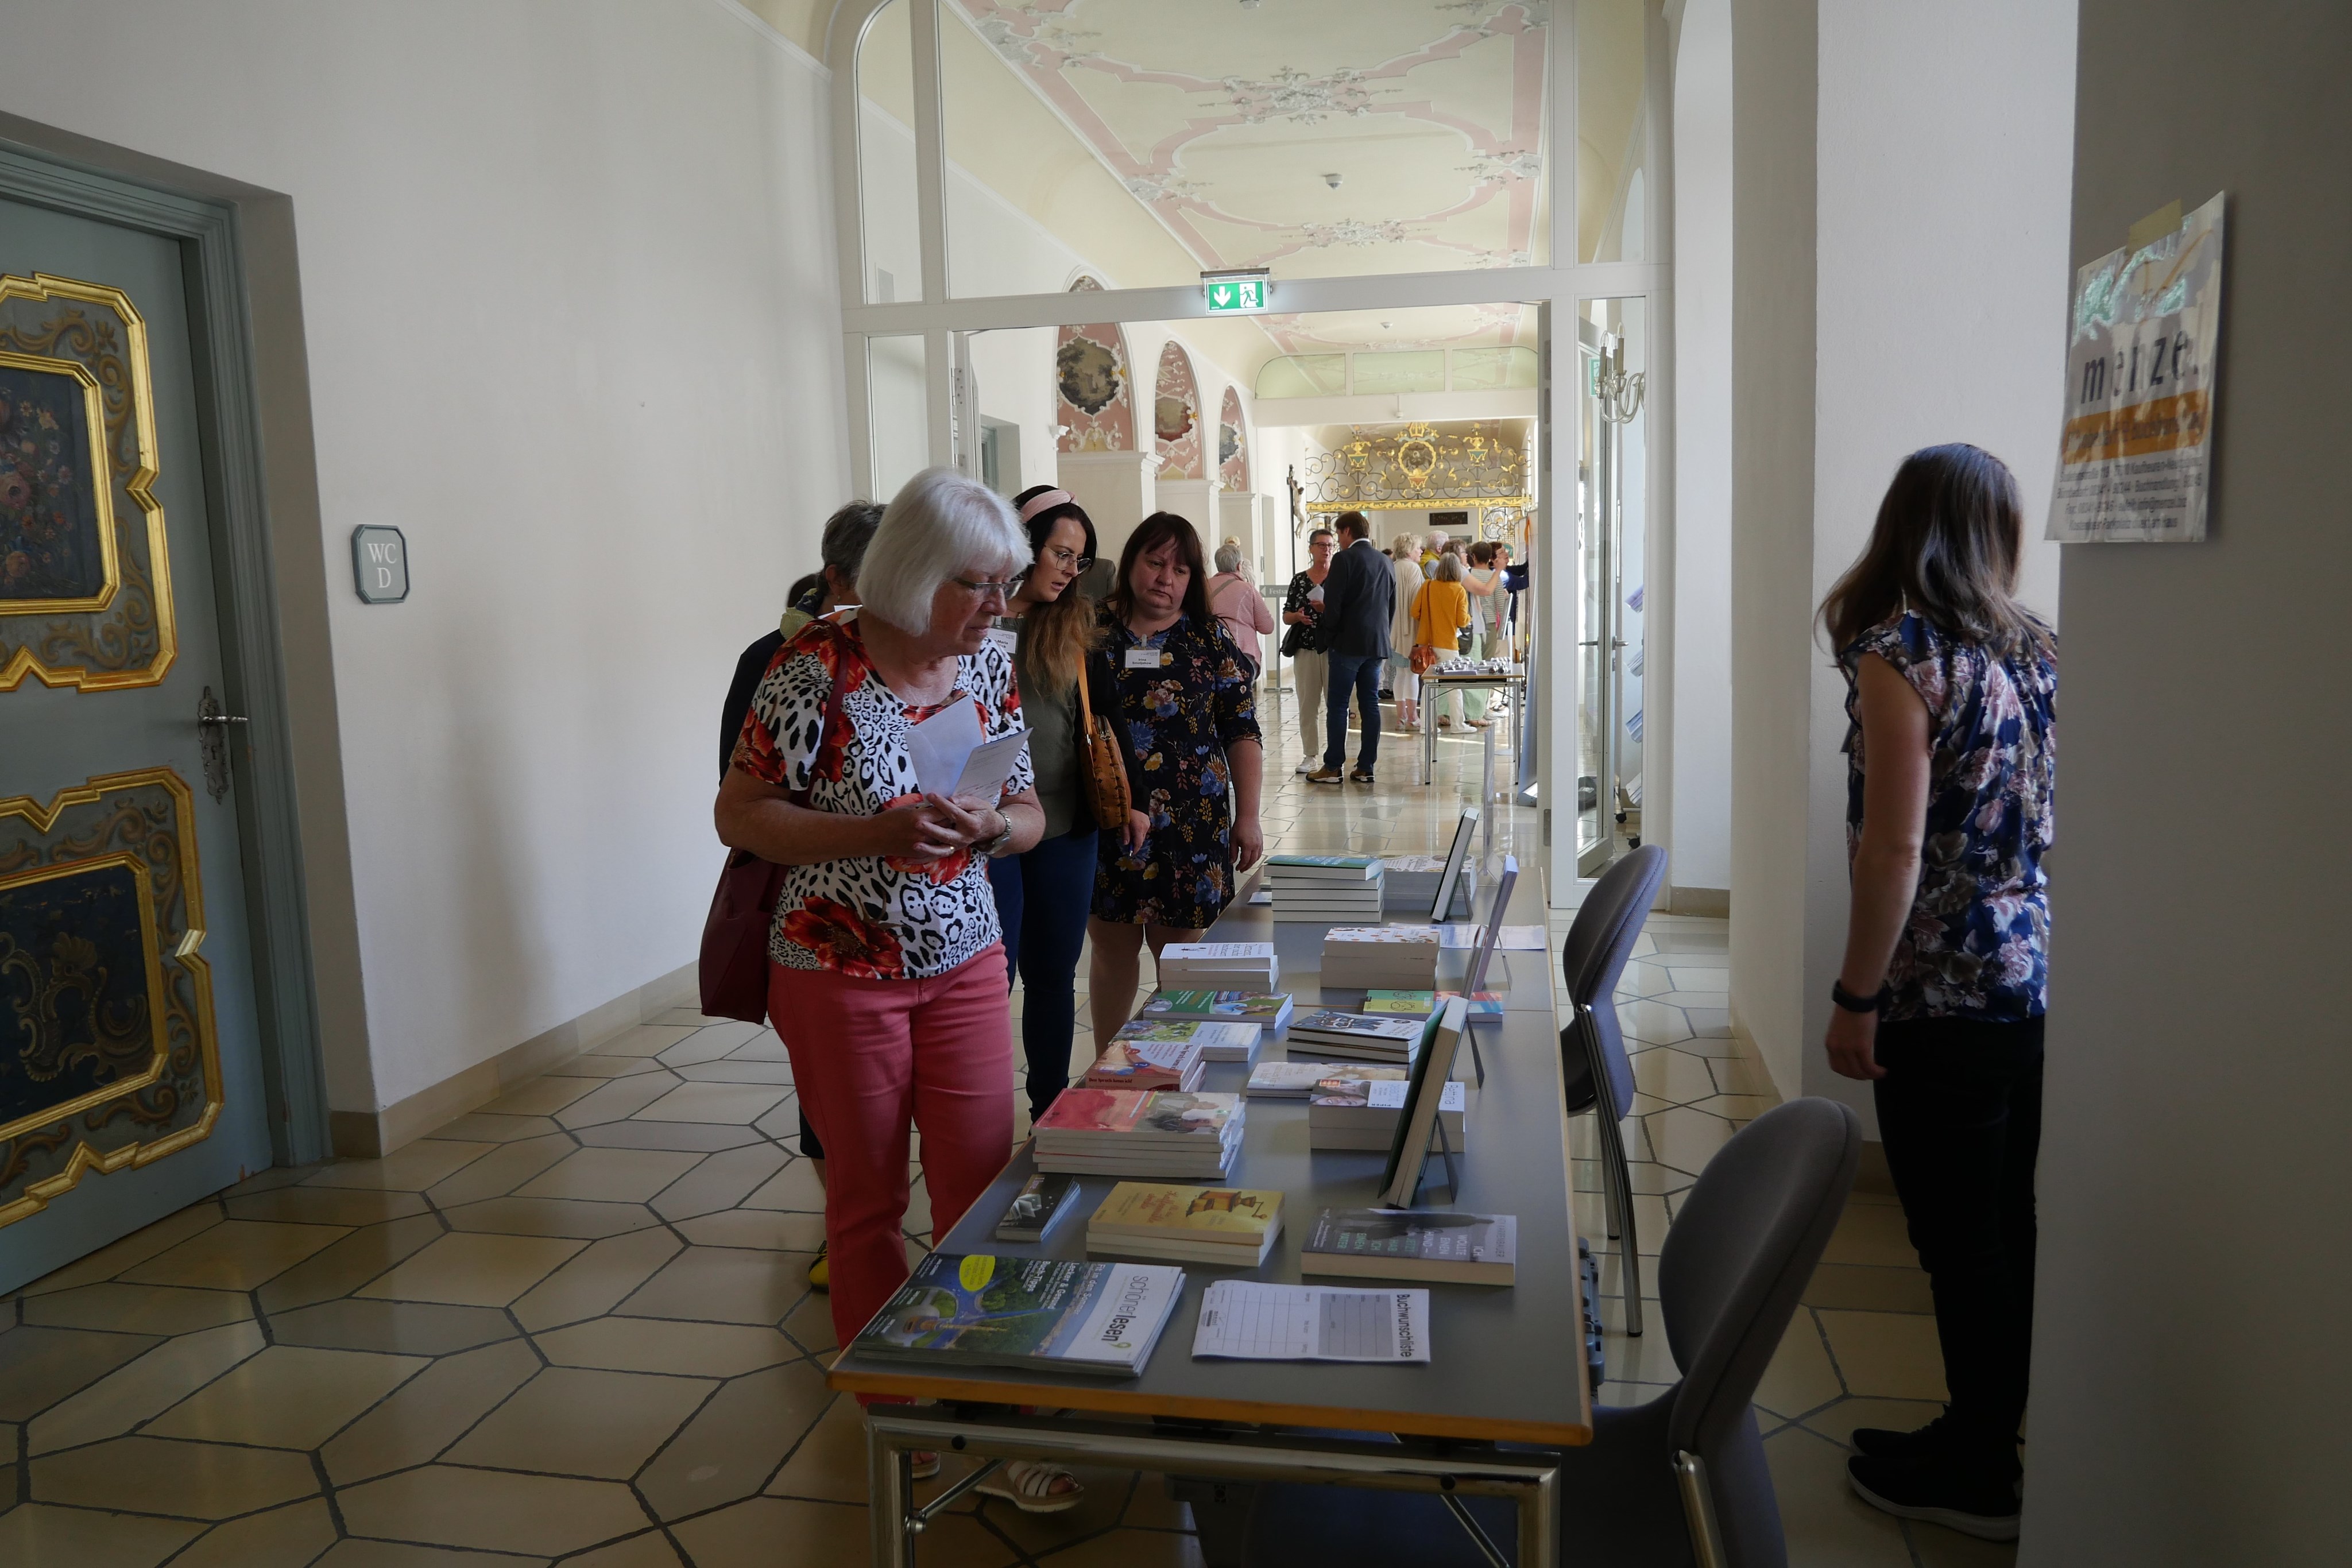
[717,466,1046,1400]
[1206,540,1274,675]
[1387,532,1426,732]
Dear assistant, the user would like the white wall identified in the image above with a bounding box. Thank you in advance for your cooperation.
[2023,4,2352,1559]
[1730,0,2074,1108]
[0,0,850,1114]
[1669,0,1734,895]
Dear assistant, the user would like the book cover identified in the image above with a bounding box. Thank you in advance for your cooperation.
[1266,854,1380,873]
[1088,1182,1283,1244]
[1248,1060,1401,1095]
[992,1172,1082,1241]
[1085,1037,1204,1089]
[1140,990,1293,1025]
[1037,1089,1241,1143]
[1361,990,1437,1014]
[852,1252,1184,1375]
[1324,926,1442,946]
[1300,1209,1517,1285]
[1287,1010,1425,1042]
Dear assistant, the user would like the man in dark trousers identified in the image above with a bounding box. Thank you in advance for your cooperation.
[1306,510,1396,784]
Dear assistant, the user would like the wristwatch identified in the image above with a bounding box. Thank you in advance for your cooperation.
[976,808,1016,860]
[1830,979,1891,1015]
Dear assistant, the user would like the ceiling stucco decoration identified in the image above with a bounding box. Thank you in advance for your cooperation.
[1152,340,1202,479]
[1218,385,1250,491]
[1301,419,1532,513]
[953,0,1550,355]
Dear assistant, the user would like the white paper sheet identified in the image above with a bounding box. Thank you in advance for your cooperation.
[904,697,984,797]
[948,729,1030,804]
[1191,1280,1430,1363]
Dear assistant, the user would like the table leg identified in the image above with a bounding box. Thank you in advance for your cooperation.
[1520,1464,1561,1567]
[866,1420,912,1568]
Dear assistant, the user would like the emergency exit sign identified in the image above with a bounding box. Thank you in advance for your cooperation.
[1202,269,1270,314]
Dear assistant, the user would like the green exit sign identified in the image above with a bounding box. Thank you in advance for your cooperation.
[1202,270,1270,314]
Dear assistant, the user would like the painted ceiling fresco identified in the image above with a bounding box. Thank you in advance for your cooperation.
[954,0,1550,355]
[1218,385,1249,490]
[1152,340,1202,479]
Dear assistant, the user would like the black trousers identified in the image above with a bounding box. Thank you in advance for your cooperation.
[1872,1013,2044,1469]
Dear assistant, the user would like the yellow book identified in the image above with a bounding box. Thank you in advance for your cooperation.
[1087,1182,1284,1246]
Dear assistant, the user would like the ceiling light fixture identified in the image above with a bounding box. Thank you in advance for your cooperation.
[1322,172,1343,189]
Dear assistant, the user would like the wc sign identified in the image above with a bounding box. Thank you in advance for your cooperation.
[351,526,410,603]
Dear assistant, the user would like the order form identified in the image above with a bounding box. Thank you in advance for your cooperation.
[1191,1281,1432,1364]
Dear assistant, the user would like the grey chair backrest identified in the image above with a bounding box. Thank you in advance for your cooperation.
[1558,845,1666,1116]
[1661,1097,1860,1477]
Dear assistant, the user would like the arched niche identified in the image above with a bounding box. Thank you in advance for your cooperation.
[1152,340,1202,479]
[1055,276,1134,453]
[1218,385,1250,491]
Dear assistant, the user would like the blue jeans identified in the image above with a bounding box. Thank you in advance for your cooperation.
[987,825,1100,1118]
[1324,651,1384,773]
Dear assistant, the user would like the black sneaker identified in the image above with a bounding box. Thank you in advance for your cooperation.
[1847,1454,2020,1542]
[1851,1409,1959,1460]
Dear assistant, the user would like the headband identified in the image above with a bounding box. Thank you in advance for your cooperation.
[1018,489,1076,523]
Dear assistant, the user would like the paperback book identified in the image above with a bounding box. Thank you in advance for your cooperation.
[1362,989,1504,1019]
[1138,990,1295,1034]
[1301,1208,1517,1286]
[1284,1009,1428,1062]
[1309,1077,1466,1151]
[1159,941,1280,990]
[1322,926,1442,989]
[1245,1060,1408,1098]
[992,1172,1084,1243]
[1034,1089,1245,1179]
[1084,1036,1206,1091]
[1110,1018,1263,1062]
[850,1252,1183,1377]
[1086,1182,1284,1267]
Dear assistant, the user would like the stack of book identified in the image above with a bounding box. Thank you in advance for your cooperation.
[1084,1034,1205,1092]
[1309,1074,1467,1151]
[1380,855,1477,919]
[1137,990,1294,1044]
[1264,855,1384,923]
[848,1253,1185,1376]
[1248,1060,1406,1098]
[1322,925,1441,990]
[1158,941,1279,993]
[1363,989,1504,1021]
[1109,1016,1263,1062]
[1034,1088,1245,1179]
[1283,1008,1426,1063]
[1086,1182,1285,1268]
[1301,1209,1517,1285]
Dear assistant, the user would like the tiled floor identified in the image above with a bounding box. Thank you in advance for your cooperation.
[0,684,1993,1567]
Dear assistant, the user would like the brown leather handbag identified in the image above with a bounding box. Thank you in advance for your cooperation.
[1076,653,1132,827]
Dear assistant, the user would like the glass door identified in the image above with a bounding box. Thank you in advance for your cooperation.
[1576,296,1649,877]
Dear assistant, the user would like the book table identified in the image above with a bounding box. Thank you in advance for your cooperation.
[1415,665,1527,791]
[829,873,1589,1567]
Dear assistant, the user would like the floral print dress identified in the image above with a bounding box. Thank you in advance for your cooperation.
[1840,611,2057,1022]
[1093,610,1262,930]
[733,617,1032,979]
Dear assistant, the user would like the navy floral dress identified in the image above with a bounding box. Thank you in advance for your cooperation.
[1840,612,2057,1022]
[1093,609,1263,929]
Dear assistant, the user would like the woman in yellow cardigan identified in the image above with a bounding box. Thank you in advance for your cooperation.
[1410,553,1474,729]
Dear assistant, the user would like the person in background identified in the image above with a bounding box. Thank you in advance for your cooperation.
[717,499,880,1293]
[989,487,1143,1130]
[1305,511,1395,785]
[1207,541,1274,677]
[1281,527,1335,775]
[718,467,1082,1507]
[1089,513,1264,1042]
[1410,552,1473,730]
[1387,532,1426,733]
[1420,529,1445,573]
[1460,540,1506,729]
[1819,444,2056,1543]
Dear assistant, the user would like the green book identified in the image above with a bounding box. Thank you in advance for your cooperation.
[1363,990,1437,1014]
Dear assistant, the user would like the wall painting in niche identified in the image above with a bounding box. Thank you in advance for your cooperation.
[0,769,222,1226]
[0,274,175,691]
[1218,385,1250,491]
[1055,277,1134,455]
[1154,342,1202,480]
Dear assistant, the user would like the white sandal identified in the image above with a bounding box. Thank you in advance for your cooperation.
[974,1458,1084,1514]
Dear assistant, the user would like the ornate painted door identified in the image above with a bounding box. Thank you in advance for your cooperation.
[0,195,274,1292]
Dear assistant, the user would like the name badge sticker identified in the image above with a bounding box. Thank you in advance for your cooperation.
[984,628,1020,656]
[1124,647,1166,669]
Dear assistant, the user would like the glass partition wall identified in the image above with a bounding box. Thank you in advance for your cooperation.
[828,0,1673,899]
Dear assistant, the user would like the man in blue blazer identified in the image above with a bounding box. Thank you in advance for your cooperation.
[1306,510,1396,784]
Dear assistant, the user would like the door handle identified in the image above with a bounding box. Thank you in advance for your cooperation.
[197,713,249,726]
[198,686,243,803]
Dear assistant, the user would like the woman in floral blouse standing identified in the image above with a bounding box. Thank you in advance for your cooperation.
[715,467,1044,1404]
[1088,513,1266,1043]
[1819,444,2056,1543]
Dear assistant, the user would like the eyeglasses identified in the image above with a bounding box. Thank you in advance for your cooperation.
[1038,545,1093,573]
[951,571,1030,600]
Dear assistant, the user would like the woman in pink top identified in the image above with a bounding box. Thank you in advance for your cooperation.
[1206,541,1275,676]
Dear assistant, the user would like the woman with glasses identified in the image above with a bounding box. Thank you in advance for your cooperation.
[1281,527,1336,773]
[989,487,1146,1134]
[1088,513,1266,1043]
[716,468,1049,1488]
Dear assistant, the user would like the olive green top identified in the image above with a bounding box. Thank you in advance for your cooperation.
[1007,617,1088,839]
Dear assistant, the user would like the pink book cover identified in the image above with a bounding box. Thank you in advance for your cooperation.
[1034,1089,1151,1135]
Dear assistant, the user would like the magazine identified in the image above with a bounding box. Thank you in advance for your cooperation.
[851,1253,1185,1376]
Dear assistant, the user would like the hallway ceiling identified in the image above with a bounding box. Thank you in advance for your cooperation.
[951,0,1552,355]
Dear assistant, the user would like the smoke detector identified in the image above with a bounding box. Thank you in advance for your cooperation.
[1322,172,1343,189]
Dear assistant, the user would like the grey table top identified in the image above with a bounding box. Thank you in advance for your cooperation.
[827,873,1592,1447]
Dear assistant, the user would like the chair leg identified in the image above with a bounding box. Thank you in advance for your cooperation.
[1578,1011,1644,1335]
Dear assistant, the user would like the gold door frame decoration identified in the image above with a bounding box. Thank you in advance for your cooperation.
[1299,419,1533,515]
[0,273,176,691]
[0,768,222,1226]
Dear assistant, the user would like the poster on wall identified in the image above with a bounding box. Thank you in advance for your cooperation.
[2047,192,2225,543]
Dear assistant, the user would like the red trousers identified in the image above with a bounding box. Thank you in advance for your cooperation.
[768,947,1015,1365]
